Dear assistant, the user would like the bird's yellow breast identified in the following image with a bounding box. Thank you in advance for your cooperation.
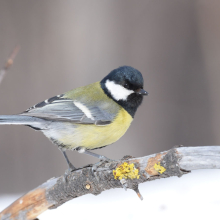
[60,107,133,150]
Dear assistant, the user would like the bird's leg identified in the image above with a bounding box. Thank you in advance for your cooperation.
[76,147,113,172]
[59,149,76,180]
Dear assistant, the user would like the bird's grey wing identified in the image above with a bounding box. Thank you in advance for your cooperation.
[21,95,114,125]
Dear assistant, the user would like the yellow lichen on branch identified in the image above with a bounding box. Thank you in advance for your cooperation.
[154,162,166,174]
[113,162,140,180]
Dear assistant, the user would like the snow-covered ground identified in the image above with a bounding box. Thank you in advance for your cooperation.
[1,169,220,220]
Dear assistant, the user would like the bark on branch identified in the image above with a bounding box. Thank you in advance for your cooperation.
[1,146,220,220]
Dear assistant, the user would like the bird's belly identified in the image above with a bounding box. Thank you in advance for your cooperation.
[59,108,133,150]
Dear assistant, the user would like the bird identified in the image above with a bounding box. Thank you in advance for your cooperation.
[0,66,148,175]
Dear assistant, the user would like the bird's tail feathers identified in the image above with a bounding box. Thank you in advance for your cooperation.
[0,115,47,129]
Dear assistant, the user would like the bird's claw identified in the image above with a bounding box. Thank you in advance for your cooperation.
[63,163,76,183]
[91,157,114,174]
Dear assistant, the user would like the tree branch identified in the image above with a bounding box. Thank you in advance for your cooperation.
[0,46,20,84]
[0,146,220,220]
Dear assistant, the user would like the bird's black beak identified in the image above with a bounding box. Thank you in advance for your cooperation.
[136,88,149,96]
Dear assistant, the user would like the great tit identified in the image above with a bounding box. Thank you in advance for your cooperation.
[0,66,148,173]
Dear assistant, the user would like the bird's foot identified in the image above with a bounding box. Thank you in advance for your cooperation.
[63,163,76,183]
[92,156,114,173]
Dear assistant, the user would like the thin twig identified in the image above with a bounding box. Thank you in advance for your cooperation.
[0,45,20,84]
[0,146,220,220]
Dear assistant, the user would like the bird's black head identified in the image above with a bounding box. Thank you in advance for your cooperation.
[100,66,148,117]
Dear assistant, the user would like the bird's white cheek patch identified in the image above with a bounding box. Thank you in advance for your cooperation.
[105,80,134,101]
[74,101,94,120]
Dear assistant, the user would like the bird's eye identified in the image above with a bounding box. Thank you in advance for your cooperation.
[124,83,129,89]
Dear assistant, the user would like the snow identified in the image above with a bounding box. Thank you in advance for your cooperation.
[1,169,220,220]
